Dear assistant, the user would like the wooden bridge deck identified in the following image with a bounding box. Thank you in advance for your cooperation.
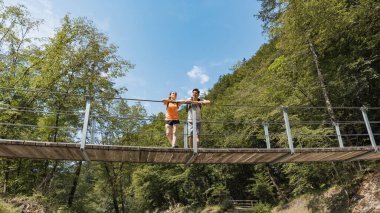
[0,139,379,164]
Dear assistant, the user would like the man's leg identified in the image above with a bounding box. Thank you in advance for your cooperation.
[188,122,193,148]
[196,122,201,145]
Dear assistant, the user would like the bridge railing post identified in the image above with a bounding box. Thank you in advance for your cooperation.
[90,117,96,144]
[263,122,271,149]
[184,121,188,148]
[333,122,344,148]
[80,96,92,161]
[192,104,198,154]
[281,106,295,154]
[360,107,378,152]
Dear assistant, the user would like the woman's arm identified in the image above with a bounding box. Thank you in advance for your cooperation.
[162,99,169,105]
[175,99,190,104]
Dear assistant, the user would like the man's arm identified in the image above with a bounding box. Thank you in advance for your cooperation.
[200,99,211,104]
[175,99,190,104]
[183,100,210,104]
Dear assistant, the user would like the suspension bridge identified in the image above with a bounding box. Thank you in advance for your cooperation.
[0,88,379,164]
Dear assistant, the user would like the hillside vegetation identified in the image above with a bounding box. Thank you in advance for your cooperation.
[1,0,379,212]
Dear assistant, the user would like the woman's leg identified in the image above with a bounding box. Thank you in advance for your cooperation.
[172,124,179,147]
[165,124,173,146]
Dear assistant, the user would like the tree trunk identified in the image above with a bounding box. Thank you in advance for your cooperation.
[3,160,10,194]
[265,166,288,202]
[68,161,83,208]
[44,161,58,194]
[119,163,126,213]
[309,42,336,123]
[104,163,120,213]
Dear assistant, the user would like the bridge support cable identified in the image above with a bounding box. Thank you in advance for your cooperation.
[333,122,344,148]
[80,96,92,161]
[263,122,271,149]
[360,107,378,152]
[281,106,295,154]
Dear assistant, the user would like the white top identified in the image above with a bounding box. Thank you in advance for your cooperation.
[187,98,202,122]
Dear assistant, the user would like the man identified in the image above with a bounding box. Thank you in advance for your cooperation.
[186,88,211,148]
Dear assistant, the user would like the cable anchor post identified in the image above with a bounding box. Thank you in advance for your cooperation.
[184,121,188,148]
[281,106,295,154]
[80,96,92,161]
[263,122,271,149]
[333,122,344,148]
[360,107,378,152]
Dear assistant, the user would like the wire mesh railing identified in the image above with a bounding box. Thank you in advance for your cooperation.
[0,87,379,154]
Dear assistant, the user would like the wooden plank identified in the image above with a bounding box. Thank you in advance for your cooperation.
[160,152,176,163]
[199,152,227,164]
[123,150,140,163]
[110,150,124,162]
[139,149,149,163]
[349,151,380,161]
[153,151,170,163]
[230,153,257,164]
[146,151,158,163]
[242,153,273,163]
[220,153,242,164]
[60,146,82,161]
[168,151,192,163]
[329,151,369,161]
[8,145,47,159]
[0,144,20,158]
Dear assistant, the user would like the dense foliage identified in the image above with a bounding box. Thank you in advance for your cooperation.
[1,0,379,212]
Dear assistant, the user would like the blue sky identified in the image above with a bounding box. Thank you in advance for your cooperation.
[7,0,267,115]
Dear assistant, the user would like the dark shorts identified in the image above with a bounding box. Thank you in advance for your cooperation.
[165,120,180,126]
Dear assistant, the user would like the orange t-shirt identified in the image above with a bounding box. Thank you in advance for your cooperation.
[165,102,180,120]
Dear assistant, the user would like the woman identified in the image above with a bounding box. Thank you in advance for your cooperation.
[162,91,185,148]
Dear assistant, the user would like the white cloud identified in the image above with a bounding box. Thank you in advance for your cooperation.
[187,66,209,84]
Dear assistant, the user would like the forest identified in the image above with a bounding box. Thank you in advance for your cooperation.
[0,0,379,212]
